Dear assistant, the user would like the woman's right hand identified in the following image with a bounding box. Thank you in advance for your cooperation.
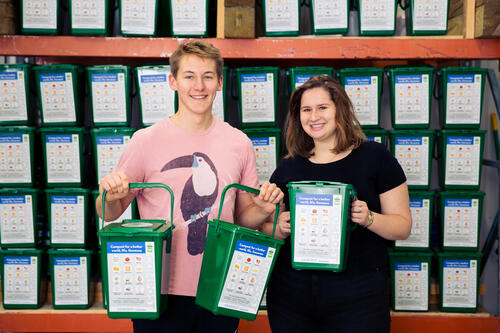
[275,211,291,239]
[99,171,131,202]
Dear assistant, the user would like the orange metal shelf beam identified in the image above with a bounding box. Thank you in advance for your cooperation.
[1,35,499,60]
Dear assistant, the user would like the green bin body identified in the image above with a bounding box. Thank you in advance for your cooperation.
[262,0,300,36]
[405,0,449,35]
[243,128,281,185]
[0,248,46,309]
[439,191,484,252]
[21,0,60,35]
[0,126,36,187]
[87,65,131,127]
[439,67,487,129]
[389,130,434,190]
[386,66,434,129]
[311,0,349,34]
[45,188,89,248]
[394,191,434,251]
[70,0,111,35]
[167,0,210,37]
[0,188,39,248]
[196,184,284,321]
[358,0,397,36]
[236,67,279,128]
[287,181,356,272]
[90,127,135,184]
[34,64,81,126]
[119,0,159,36]
[438,252,482,312]
[0,64,32,125]
[389,251,432,311]
[288,67,334,93]
[338,68,383,128]
[48,248,93,309]
[135,65,176,127]
[40,127,86,187]
[439,129,486,190]
[363,129,386,145]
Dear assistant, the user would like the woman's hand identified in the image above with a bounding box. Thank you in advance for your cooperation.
[275,211,291,239]
[351,199,370,227]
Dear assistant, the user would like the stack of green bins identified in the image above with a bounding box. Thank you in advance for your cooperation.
[243,128,281,185]
[21,0,60,35]
[69,0,111,35]
[338,67,384,129]
[0,64,32,126]
[357,0,397,36]
[404,0,450,36]
[310,0,349,35]
[87,65,131,127]
[119,0,160,36]
[262,0,300,36]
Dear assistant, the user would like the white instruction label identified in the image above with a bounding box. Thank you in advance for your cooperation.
[53,256,88,305]
[0,71,28,122]
[412,0,448,31]
[445,75,482,125]
[264,0,299,32]
[171,0,206,35]
[442,259,477,308]
[3,256,39,305]
[137,69,175,125]
[396,198,430,248]
[39,73,76,123]
[394,262,429,311]
[345,76,379,126]
[443,198,479,248]
[313,0,348,30]
[394,74,430,125]
[0,134,32,184]
[0,195,35,244]
[359,0,395,32]
[444,136,481,186]
[120,0,156,35]
[23,0,58,29]
[72,0,106,29]
[96,136,130,181]
[250,137,277,185]
[241,74,275,124]
[91,73,127,123]
[50,195,85,245]
[394,136,430,186]
[45,134,81,183]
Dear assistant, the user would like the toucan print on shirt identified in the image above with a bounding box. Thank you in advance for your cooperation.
[161,152,219,255]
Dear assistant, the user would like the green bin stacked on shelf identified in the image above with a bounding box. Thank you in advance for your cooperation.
[167,0,211,37]
[310,0,349,35]
[0,64,33,126]
[243,128,281,185]
[69,0,112,35]
[119,0,160,36]
[357,0,397,36]
[403,0,450,36]
[21,0,61,35]
[262,0,300,36]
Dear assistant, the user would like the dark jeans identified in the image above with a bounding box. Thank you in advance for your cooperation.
[266,268,391,333]
[132,295,239,333]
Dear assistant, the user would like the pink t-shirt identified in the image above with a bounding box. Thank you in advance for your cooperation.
[116,116,259,296]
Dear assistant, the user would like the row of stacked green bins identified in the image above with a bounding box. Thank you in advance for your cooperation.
[18,0,451,37]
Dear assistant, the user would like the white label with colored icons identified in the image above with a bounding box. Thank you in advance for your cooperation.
[394,137,430,186]
[293,193,343,265]
[241,74,275,124]
[313,0,348,30]
[137,69,175,125]
[412,0,448,31]
[91,73,127,123]
[96,136,130,181]
[218,240,276,314]
[120,0,156,35]
[171,0,206,35]
[345,76,379,126]
[445,75,482,125]
[394,262,429,311]
[250,137,277,185]
[53,256,88,305]
[39,73,76,123]
[0,195,35,244]
[107,241,157,312]
[45,134,81,183]
[443,198,479,248]
[0,134,32,183]
[360,0,395,31]
[3,256,38,304]
[50,195,85,245]
[395,198,430,248]
[445,136,481,186]
[23,0,58,29]
[394,74,430,125]
[0,71,28,122]
[265,0,299,32]
[72,0,106,29]
[442,259,477,308]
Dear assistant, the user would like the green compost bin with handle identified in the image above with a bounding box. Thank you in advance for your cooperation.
[438,251,482,313]
[0,63,32,126]
[48,248,93,309]
[287,181,356,272]
[0,248,46,309]
[195,183,284,321]
[98,182,174,319]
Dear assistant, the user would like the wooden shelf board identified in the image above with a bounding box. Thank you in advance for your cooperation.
[1,36,499,60]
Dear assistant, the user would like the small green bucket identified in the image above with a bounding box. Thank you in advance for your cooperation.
[287,181,356,272]
[98,183,174,319]
[196,183,283,321]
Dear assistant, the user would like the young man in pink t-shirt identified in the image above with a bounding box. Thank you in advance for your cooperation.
[96,41,283,332]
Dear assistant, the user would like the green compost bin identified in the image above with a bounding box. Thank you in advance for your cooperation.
[0,64,32,125]
[48,248,93,309]
[262,0,300,36]
[0,126,36,187]
[0,188,39,248]
[438,67,487,129]
[0,248,46,309]
[236,67,279,128]
[404,0,449,35]
[287,181,356,272]
[34,64,81,126]
[70,0,111,35]
[87,65,131,127]
[363,129,387,145]
[358,0,397,36]
[385,66,434,129]
[243,128,281,185]
[438,252,482,313]
[394,191,434,251]
[135,65,176,127]
[338,67,383,129]
[46,188,90,248]
[310,0,349,34]
[21,0,60,35]
[389,130,434,190]
[196,183,283,321]
[439,129,486,190]
[40,127,86,188]
[98,183,174,319]
[439,191,484,252]
[389,251,432,312]
[167,0,210,37]
[119,0,160,36]
[288,67,334,93]
[90,127,135,184]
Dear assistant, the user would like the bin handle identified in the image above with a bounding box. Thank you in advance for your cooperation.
[217,183,281,239]
[101,182,175,231]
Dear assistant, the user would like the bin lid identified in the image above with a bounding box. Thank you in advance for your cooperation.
[99,221,170,237]
[208,219,284,246]
[0,248,44,255]
[437,252,483,259]
[48,248,93,255]
[287,181,355,191]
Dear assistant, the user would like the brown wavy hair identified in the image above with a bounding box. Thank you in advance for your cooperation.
[170,41,223,79]
[285,75,365,158]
